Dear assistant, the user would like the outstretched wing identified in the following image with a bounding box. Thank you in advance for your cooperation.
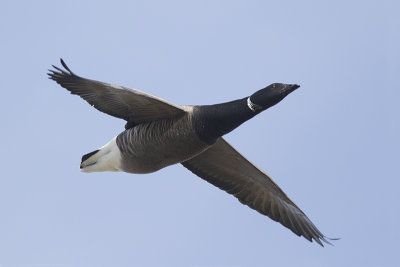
[182,138,333,246]
[48,59,186,125]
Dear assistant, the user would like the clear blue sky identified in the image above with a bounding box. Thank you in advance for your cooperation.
[1,0,399,266]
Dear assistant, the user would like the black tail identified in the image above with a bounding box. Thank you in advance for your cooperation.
[81,150,99,164]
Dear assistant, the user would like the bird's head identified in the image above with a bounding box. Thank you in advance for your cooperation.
[249,83,299,112]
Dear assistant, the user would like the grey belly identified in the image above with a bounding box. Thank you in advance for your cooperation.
[116,120,211,174]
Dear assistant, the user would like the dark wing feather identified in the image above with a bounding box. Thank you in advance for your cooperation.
[48,59,186,124]
[182,138,333,246]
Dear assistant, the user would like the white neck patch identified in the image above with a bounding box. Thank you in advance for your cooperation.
[247,97,263,113]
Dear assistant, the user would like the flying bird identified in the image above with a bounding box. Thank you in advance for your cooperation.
[48,59,334,246]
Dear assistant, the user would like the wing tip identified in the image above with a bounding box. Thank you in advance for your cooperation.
[47,58,77,82]
[60,58,74,74]
[311,235,340,247]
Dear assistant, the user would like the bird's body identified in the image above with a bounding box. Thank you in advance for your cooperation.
[115,110,210,174]
[48,59,335,246]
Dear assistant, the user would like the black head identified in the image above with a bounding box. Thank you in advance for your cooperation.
[249,83,299,112]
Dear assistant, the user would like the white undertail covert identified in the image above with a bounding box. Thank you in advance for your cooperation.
[80,136,122,172]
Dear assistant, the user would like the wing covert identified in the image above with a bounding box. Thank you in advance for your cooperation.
[48,59,186,124]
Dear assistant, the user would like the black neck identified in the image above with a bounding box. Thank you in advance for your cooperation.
[192,97,256,144]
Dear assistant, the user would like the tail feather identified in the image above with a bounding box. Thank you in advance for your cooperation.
[79,137,122,173]
[81,149,99,164]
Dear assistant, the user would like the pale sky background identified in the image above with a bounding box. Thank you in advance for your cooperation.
[1,0,399,266]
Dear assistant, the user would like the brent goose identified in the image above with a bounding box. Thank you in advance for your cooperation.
[48,59,335,246]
